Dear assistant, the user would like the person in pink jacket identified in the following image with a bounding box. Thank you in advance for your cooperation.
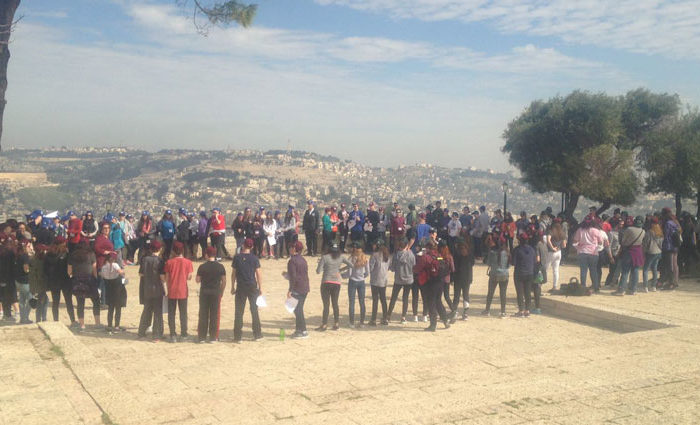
[572,215,605,291]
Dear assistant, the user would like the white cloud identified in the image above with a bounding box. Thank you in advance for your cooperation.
[315,0,700,60]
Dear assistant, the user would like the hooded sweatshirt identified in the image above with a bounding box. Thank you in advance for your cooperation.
[390,250,415,285]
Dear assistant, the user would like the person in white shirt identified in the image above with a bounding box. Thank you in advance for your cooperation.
[99,252,125,332]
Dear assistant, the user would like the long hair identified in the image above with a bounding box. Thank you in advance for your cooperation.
[48,240,68,256]
[438,245,452,262]
[456,238,471,257]
[549,223,565,242]
[374,243,390,262]
[650,223,663,238]
[351,247,368,268]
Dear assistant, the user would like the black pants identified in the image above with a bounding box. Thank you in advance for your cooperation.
[107,305,121,328]
[320,282,340,325]
[486,275,508,313]
[426,279,448,327]
[387,284,411,318]
[76,295,100,320]
[211,233,224,259]
[127,239,139,262]
[138,296,163,339]
[50,285,75,323]
[233,285,262,341]
[339,228,348,252]
[305,230,317,255]
[452,278,471,311]
[137,236,150,264]
[293,293,307,332]
[370,286,387,323]
[167,298,188,336]
[163,238,174,260]
[1,281,15,318]
[284,232,297,257]
[198,293,219,341]
[254,237,264,257]
[275,236,285,258]
[442,281,455,311]
[411,281,427,316]
[514,274,533,312]
[199,236,209,257]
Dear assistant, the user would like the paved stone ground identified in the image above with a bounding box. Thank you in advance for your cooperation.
[3,243,700,424]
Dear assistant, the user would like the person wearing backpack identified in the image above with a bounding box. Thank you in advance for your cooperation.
[660,207,680,290]
[414,239,450,331]
[157,210,176,259]
[614,216,646,296]
[437,240,456,320]
[512,233,538,317]
[387,238,416,324]
[176,208,191,259]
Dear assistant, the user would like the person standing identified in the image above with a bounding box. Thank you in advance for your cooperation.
[348,203,365,245]
[344,243,370,328]
[572,216,604,290]
[337,203,350,253]
[67,211,83,252]
[68,241,100,331]
[94,222,115,305]
[136,211,155,264]
[368,239,391,326]
[614,216,646,296]
[315,243,344,331]
[137,240,165,341]
[452,238,474,320]
[414,239,450,332]
[45,236,76,324]
[176,208,191,260]
[660,207,680,290]
[642,217,663,292]
[302,201,320,256]
[512,233,538,317]
[164,241,193,342]
[100,252,125,333]
[231,239,263,343]
[29,244,49,323]
[81,211,98,246]
[286,241,310,339]
[0,234,17,322]
[209,208,226,261]
[544,221,566,291]
[390,209,406,254]
[157,210,176,260]
[196,246,226,343]
[282,208,298,258]
[482,235,510,318]
[15,242,32,324]
[387,238,415,324]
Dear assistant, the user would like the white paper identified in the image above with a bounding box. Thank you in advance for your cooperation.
[285,297,298,314]
[256,295,267,308]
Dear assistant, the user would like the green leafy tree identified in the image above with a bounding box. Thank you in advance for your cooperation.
[642,111,700,216]
[182,1,257,34]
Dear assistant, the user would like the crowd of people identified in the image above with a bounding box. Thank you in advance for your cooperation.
[0,200,696,342]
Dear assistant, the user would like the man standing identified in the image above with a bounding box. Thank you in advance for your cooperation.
[210,208,226,260]
[164,242,193,342]
[196,246,226,343]
[231,239,263,343]
[338,203,350,253]
[302,201,320,256]
[349,203,365,244]
[366,202,380,248]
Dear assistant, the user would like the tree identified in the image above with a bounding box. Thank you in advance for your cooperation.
[0,0,21,152]
[180,0,257,34]
[502,89,680,219]
[642,111,700,217]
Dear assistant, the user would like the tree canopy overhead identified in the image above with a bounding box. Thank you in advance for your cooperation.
[501,89,680,218]
[185,0,257,34]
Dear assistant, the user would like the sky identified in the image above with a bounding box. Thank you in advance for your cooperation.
[5,0,700,171]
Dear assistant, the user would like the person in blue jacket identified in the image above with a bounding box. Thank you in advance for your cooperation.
[157,210,176,259]
[348,203,365,244]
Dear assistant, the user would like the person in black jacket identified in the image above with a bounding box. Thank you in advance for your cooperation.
[302,201,320,256]
[176,208,191,259]
[45,236,76,324]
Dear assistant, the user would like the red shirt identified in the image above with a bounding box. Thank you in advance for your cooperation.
[164,256,193,299]
[211,214,226,232]
[68,218,83,244]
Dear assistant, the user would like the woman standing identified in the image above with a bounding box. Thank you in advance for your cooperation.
[15,242,32,324]
[642,217,663,292]
[414,239,450,332]
[263,213,278,259]
[512,233,537,317]
[157,210,176,260]
[274,211,285,260]
[437,240,456,316]
[81,211,98,246]
[531,232,547,314]
[286,241,310,339]
[387,238,415,324]
[0,234,18,322]
[452,238,474,320]
[100,252,125,333]
[137,241,165,341]
[136,211,155,265]
[368,240,391,326]
[251,211,264,258]
[197,211,209,259]
[45,237,76,325]
[231,212,245,255]
[615,216,646,296]
[545,221,566,291]
[283,209,297,258]
[482,235,510,318]
[68,241,100,331]
[501,212,516,252]
[29,244,49,323]
[344,243,370,328]
[315,243,343,331]
[572,216,604,290]
[94,222,115,305]
[322,208,333,254]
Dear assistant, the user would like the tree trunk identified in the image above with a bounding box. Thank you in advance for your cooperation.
[0,0,20,152]
[675,193,682,218]
[696,191,700,220]
[596,201,611,217]
[564,192,580,220]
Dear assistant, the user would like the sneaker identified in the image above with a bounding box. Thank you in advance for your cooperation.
[650,286,657,292]
[253,335,264,341]
[462,312,469,321]
[612,290,625,296]
[463,301,470,310]
[380,319,389,326]
[356,322,364,329]
[480,310,490,316]
[500,312,507,319]
[196,339,204,344]
[332,323,339,331]
[443,321,451,329]
[423,326,436,332]
[368,321,377,327]
[531,308,542,315]
[400,317,407,324]
[315,325,327,332]
[169,335,177,343]
[422,315,428,323]
[19,319,33,324]
[644,287,649,293]
[626,291,636,295]
[413,315,419,322]
[105,326,113,333]
[513,311,525,318]
[291,331,309,339]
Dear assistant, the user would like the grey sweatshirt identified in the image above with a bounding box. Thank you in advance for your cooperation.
[344,257,370,282]
[316,254,344,283]
[390,249,415,285]
[369,252,391,287]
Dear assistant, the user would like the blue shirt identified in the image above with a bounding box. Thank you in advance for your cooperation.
[158,219,175,241]
[349,210,364,233]
[413,223,431,253]
[110,223,125,250]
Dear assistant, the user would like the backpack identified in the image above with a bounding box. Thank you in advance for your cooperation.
[560,277,592,296]
[427,254,451,279]
[671,230,683,248]
[177,221,190,241]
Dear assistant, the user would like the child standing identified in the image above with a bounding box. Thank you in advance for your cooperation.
[344,243,370,328]
[482,235,510,318]
[368,240,391,326]
[101,252,125,333]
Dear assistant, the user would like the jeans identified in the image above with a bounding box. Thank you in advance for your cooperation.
[292,293,307,332]
[643,253,661,289]
[167,298,188,336]
[514,274,533,312]
[545,250,562,289]
[233,285,261,341]
[426,279,448,328]
[387,284,411,319]
[51,286,75,323]
[347,279,366,324]
[485,275,508,313]
[452,278,471,311]
[661,251,679,286]
[411,280,427,317]
[138,297,163,339]
[578,253,599,289]
[17,282,31,323]
[198,293,219,341]
[618,255,640,293]
[370,286,387,323]
[320,283,340,325]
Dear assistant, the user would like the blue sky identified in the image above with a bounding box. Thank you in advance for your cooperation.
[6,0,700,171]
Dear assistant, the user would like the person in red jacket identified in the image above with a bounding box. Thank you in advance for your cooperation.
[210,208,226,261]
[67,211,83,252]
[94,222,115,305]
[390,209,406,253]
[413,239,451,332]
